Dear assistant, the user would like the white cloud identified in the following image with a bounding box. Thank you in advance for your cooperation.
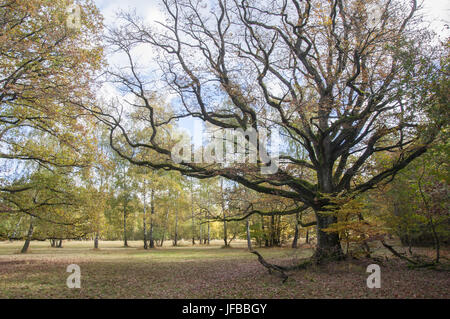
[95,0,164,27]
[421,0,450,39]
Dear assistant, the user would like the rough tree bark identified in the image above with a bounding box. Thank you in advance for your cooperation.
[314,211,343,261]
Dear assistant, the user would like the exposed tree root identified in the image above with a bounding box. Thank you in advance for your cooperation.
[250,250,315,283]
[250,250,289,283]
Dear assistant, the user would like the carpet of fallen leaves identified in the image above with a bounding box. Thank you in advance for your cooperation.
[0,240,448,298]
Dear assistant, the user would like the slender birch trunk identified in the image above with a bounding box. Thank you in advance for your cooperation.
[123,204,128,247]
[21,217,34,253]
[149,188,155,248]
[143,182,148,249]
[173,207,178,246]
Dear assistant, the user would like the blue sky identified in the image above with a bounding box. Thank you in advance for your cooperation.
[94,0,449,144]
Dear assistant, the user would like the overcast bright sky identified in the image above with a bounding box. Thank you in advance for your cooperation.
[94,0,449,86]
[94,0,449,34]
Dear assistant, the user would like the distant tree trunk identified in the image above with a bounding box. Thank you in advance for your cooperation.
[199,219,203,245]
[292,213,299,248]
[149,188,155,248]
[143,185,148,249]
[227,232,236,246]
[50,239,56,247]
[269,215,275,247]
[173,208,178,246]
[160,209,169,247]
[429,217,440,263]
[21,217,34,253]
[57,239,63,248]
[220,179,228,247]
[191,211,195,245]
[357,213,371,257]
[246,218,252,250]
[262,215,268,247]
[123,204,128,247]
[207,214,210,245]
[418,173,440,264]
[275,215,281,246]
[189,179,196,245]
[222,213,228,247]
[94,233,99,249]
[191,209,195,245]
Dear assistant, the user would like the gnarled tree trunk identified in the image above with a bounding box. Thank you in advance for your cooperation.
[314,210,343,262]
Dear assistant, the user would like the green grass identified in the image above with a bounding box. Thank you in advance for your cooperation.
[0,240,448,299]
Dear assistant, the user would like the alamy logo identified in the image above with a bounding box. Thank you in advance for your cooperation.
[366,264,381,288]
[171,124,279,174]
[66,264,81,288]
[66,5,81,30]
[366,2,384,29]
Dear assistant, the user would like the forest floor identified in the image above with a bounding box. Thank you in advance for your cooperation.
[0,240,448,298]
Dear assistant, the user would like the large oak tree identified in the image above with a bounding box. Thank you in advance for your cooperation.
[94,0,447,260]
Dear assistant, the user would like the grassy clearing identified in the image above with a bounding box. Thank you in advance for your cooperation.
[0,240,448,299]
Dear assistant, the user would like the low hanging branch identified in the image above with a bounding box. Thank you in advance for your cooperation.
[205,203,313,223]
[2,233,89,241]
[380,240,418,265]
[380,240,438,268]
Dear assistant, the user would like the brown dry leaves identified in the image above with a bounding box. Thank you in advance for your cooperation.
[0,243,448,299]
